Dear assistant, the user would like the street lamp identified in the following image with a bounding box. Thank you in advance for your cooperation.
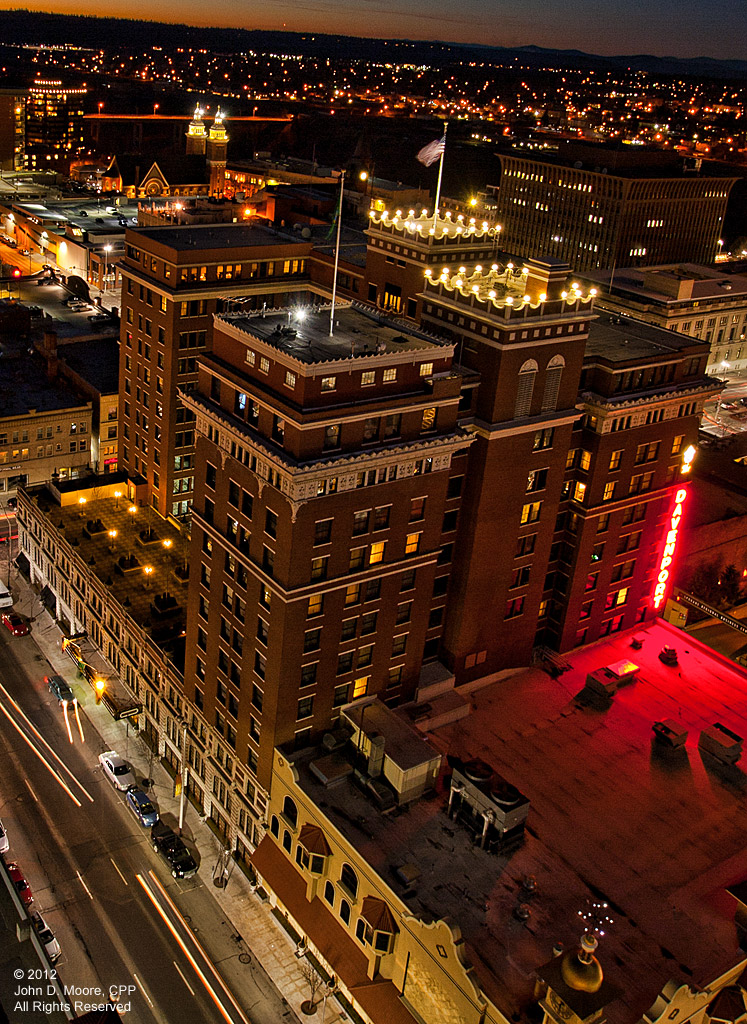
[717,238,724,261]
[153,103,159,116]
[143,565,153,588]
[108,529,117,552]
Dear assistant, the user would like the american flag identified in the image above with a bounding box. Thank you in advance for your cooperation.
[417,136,446,167]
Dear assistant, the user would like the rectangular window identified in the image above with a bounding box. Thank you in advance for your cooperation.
[352,510,370,535]
[321,376,336,391]
[349,547,366,572]
[297,697,314,720]
[505,596,525,619]
[609,450,623,471]
[383,368,397,383]
[352,676,369,698]
[603,482,616,502]
[421,407,436,431]
[361,370,375,386]
[308,594,324,617]
[521,501,542,525]
[345,583,360,606]
[405,532,420,556]
[369,541,386,564]
[314,519,332,545]
[284,370,296,389]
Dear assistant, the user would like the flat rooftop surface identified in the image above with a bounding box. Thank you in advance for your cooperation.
[292,619,747,1023]
[221,303,446,364]
[0,353,91,418]
[131,222,302,252]
[586,309,704,362]
[27,489,190,670]
[586,264,747,304]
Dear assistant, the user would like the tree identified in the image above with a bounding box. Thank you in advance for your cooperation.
[721,564,742,606]
[300,963,322,1015]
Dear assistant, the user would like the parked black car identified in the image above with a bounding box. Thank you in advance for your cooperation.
[151,822,198,879]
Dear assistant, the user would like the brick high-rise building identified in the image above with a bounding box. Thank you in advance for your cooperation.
[495,145,737,273]
[180,302,471,799]
[118,223,318,519]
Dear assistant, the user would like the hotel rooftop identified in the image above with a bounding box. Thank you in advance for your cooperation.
[287,619,747,1023]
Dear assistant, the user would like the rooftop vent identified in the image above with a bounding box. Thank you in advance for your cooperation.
[448,756,529,852]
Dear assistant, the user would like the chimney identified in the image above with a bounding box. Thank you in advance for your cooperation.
[44,328,59,381]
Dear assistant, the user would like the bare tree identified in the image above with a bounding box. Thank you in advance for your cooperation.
[300,962,322,1015]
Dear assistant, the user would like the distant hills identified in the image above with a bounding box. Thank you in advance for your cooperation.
[1,9,746,79]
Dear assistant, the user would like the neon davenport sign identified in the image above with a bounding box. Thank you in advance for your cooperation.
[652,487,687,611]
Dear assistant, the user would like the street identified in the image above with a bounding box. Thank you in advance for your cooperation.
[0,619,289,1024]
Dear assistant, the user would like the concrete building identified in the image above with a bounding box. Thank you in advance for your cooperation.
[582,263,747,376]
[494,144,737,273]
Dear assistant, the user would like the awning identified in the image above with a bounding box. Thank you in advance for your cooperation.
[360,896,398,934]
[298,823,332,856]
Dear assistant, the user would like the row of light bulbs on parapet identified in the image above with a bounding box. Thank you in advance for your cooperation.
[370,208,498,237]
[424,265,598,308]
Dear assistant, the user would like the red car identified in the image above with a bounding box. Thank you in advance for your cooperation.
[7,862,33,906]
[2,612,29,636]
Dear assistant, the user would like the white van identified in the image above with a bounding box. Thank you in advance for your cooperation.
[0,581,13,610]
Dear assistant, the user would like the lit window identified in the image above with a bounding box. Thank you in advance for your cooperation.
[352,676,369,698]
[419,362,433,377]
[361,371,375,386]
[245,350,256,365]
[369,541,386,564]
[321,376,336,391]
[307,594,324,617]
[382,368,397,383]
[260,356,270,374]
[284,370,296,389]
[405,533,420,555]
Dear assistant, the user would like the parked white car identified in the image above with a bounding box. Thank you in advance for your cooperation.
[31,911,61,962]
[98,750,136,791]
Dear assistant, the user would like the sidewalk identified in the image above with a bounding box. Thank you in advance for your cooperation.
[9,565,347,1024]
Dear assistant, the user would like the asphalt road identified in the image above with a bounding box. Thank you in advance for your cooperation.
[0,625,274,1024]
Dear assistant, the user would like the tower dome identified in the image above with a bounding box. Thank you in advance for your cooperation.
[560,933,604,993]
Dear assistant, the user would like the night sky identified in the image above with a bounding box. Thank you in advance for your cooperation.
[4,0,745,61]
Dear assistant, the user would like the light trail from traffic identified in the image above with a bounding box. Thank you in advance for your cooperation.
[0,679,94,804]
[136,871,252,1024]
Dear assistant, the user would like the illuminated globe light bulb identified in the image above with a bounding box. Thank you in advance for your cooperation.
[561,290,568,299]
[488,289,497,298]
[590,287,598,296]
[539,292,547,302]
[469,217,476,225]
[523,294,531,303]
[491,263,499,272]
[681,445,696,473]
[505,295,513,305]
[472,284,480,293]
[459,266,466,275]
[455,278,463,288]
[475,265,483,273]
[424,268,432,277]
[409,209,415,217]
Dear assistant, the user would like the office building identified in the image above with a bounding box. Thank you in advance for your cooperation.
[495,145,737,273]
[25,78,87,170]
[583,263,747,375]
[179,302,470,801]
[0,89,26,172]
[118,223,318,520]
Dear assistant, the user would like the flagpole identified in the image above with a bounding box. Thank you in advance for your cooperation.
[329,169,345,338]
[432,121,448,228]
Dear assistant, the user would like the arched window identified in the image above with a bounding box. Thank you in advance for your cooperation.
[282,796,298,828]
[541,355,565,412]
[324,881,335,907]
[340,899,351,925]
[514,359,538,418]
[270,815,279,838]
[340,863,358,899]
[283,829,292,852]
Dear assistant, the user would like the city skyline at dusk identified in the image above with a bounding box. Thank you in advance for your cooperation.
[0,0,745,61]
